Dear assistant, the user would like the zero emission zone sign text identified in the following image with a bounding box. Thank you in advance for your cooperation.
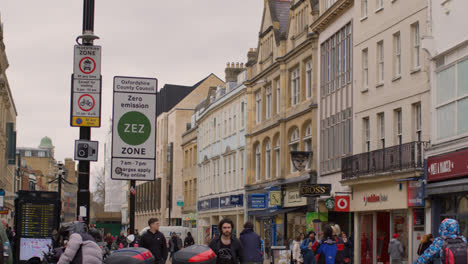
[111,76,157,181]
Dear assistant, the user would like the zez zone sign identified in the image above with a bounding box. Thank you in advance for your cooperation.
[111,76,157,181]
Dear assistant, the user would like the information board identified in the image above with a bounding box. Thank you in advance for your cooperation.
[111,76,157,181]
[20,203,55,237]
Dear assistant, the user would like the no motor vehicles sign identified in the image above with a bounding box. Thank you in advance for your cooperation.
[73,45,101,80]
[111,76,157,181]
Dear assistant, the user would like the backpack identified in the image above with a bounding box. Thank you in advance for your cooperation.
[442,238,468,264]
[334,236,345,263]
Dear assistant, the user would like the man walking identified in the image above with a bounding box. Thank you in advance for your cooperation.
[140,218,168,264]
[239,222,262,264]
[209,218,244,264]
[388,233,403,264]
[169,233,183,259]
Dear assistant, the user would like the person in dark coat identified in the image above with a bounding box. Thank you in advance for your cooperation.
[184,232,195,247]
[316,225,337,264]
[139,218,168,264]
[239,222,263,264]
[417,234,433,256]
[341,232,353,263]
[301,231,316,264]
[209,218,244,264]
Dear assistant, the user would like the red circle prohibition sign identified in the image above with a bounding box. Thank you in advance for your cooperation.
[79,57,97,74]
[78,94,95,112]
[337,198,348,209]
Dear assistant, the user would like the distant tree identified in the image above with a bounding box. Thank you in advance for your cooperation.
[93,166,105,204]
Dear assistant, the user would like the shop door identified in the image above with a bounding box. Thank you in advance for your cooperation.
[360,214,373,264]
[377,212,390,264]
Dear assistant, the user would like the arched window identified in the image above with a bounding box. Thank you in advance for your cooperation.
[274,137,280,178]
[289,128,300,172]
[265,140,271,180]
[255,144,261,181]
[303,123,312,169]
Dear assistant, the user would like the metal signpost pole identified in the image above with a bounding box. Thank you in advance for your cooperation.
[77,0,95,225]
[130,180,135,234]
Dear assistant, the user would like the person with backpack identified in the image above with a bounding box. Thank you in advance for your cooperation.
[332,225,345,264]
[315,225,337,264]
[301,231,316,264]
[388,233,403,264]
[415,218,467,264]
[185,232,195,247]
[57,222,103,264]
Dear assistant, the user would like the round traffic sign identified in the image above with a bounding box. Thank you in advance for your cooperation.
[79,57,96,74]
[336,197,348,210]
[117,111,151,146]
[78,94,95,112]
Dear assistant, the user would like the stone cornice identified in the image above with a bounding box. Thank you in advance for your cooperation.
[309,0,353,33]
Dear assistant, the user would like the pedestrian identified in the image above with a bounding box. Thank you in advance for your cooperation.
[169,232,183,259]
[292,235,304,264]
[239,222,263,264]
[209,218,244,264]
[58,223,103,264]
[388,233,403,264]
[300,231,316,264]
[117,231,127,248]
[315,225,337,264]
[417,234,433,256]
[139,218,168,264]
[341,232,352,264]
[104,233,113,251]
[184,232,195,247]
[415,218,467,264]
[332,225,345,264]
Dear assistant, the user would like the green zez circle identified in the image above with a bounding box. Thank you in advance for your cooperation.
[118,111,151,146]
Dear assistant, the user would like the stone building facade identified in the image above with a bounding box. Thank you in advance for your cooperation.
[181,125,197,228]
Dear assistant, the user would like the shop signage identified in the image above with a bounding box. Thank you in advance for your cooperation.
[363,194,388,206]
[427,148,468,182]
[269,191,282,206]
[250,194,266,209]
[284,189,307,207]
[183,213,196,221]
[198,200,210,211]
[230,195,243,206]
[407,180,425,207]
[220,196,232,208]
[334,196,350,212]
[300,184,331,197]
[325,198,335,210]
[211,198,219,209]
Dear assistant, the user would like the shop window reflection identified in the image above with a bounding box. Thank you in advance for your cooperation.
[458,196,468,214]
[377,212,390,264]
[392,210,408,262]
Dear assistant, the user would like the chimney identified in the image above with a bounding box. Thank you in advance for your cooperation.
[246,48,258,67]
[225,62,246,83]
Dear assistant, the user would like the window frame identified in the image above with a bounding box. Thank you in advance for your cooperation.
[393,32,401,78]
[291,68,300,106]
[377,41,385,85]
[306,60,313,99]
[362,48,369,91]
[266,85,272,119]
[412,22,421,70]
[256,91,262,124]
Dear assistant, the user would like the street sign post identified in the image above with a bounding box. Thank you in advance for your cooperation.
[111,76,157,181]
[70,45,102,128]
[74,140,99,161]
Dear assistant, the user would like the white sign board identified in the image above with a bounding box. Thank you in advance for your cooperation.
[111,76,157,181]
[72,92,100,117]
[73,79,100,93]
[74,140,99,161]
[73,45,101,80]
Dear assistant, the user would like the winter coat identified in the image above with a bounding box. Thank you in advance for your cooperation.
[301,238,316,260]
[58,233,103,264]
[316,238,337,264]
[239,228,263,263]
[343,239,353,260]
[169,237,183,252]
[415,218,467,264]
[333,236,345,264]
[388,238,403,260]
[184,236,195,247]
[292,240,304,263]
[139,230,168,262]
[209,235,244,264]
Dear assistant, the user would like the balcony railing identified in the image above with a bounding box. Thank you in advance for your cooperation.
[342,141,426,180]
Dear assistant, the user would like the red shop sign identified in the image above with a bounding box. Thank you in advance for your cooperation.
[427,148,468,182]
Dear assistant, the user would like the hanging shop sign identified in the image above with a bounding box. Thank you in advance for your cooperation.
[427,148,468,182]
[284,189,307,207]
[250,194,266,209]
[407,180,425,207]
[325,198,335,210]
[300,184,331,197]
[269,191,282,207]
[334,196,350,212]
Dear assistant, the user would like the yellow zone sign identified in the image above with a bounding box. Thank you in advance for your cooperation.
[72,117,100,127]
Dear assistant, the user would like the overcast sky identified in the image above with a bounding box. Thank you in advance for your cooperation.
[0,1,263,186]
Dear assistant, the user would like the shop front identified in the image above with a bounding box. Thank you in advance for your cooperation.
[197,194,245,244]
[352,180,420,264]
[426,148,468,237]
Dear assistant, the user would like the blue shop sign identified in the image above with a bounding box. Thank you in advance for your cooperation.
[220,196,231,208]
[198,199,211,211]
[230,194,243,206]
[250,194,266,209]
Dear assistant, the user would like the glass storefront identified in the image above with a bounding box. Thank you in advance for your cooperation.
[436,193,468,238]
[360,214,373,264]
